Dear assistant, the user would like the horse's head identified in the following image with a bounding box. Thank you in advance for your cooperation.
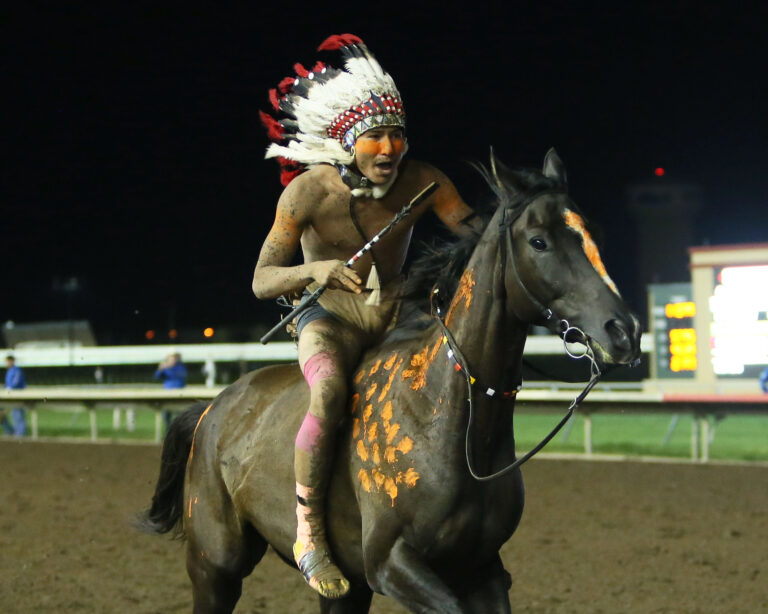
[486,149,641,368]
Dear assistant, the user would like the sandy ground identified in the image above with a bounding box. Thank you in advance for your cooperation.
[0,440,766,613]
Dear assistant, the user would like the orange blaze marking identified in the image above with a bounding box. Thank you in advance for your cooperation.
[350,393,360,415]
[378,357,404,401]
[383,353,399,370]
[369,359,382,375]
[367,421,379,442]
[358,469,372,492]
[365,383,378,401]
[563,209,619,295]
[445,269,476,326]
[372,442,381,465]
[354,370,365,384]
[356,439,369,462]
[188,404,212,462]
[352,417,360,439]
[362,404,373,424]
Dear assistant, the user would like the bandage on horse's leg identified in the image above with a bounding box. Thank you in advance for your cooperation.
[293,351,350,599]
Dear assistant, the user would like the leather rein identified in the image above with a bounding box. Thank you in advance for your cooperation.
[431,189,602,481]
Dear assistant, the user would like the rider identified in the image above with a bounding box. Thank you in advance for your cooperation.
[252,34,482,599]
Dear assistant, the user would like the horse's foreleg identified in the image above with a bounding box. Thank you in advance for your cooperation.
[456,554,512,614]
[318,581,373,614]
[366,538,464,614]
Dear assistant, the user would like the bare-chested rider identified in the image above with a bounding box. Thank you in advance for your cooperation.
[252,34,481,600]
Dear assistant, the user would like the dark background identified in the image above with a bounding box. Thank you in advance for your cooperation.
[4,3,766,344]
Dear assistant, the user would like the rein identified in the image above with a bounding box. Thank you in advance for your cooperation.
[432,189,602,481]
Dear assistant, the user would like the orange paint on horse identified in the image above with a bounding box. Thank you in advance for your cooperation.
[369,359,382,375]
[383,353,399,370]
[188,404,212,462]
[365,383,378,401]
[378,357,404,401]
[563,210,619,294]
[445,269,476,326]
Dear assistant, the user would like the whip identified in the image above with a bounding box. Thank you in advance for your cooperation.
[260,181,439,344]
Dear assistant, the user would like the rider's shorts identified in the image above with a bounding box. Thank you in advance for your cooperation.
[297,279,402,345]
[295,293,336,337]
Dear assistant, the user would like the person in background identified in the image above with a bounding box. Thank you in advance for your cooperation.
[155,352,187,388]
[2,355,27,437]
[155,352,187,431]
[760,366,768,393]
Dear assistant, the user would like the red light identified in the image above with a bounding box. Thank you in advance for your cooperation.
[168,329,178,339]
[145,330,155,340]
[654,167,665,177]
[203,327,215,338]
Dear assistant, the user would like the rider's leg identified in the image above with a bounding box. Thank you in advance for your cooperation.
[294,318,361,600]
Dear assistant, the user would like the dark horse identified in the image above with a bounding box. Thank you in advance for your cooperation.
[141,150,641,613]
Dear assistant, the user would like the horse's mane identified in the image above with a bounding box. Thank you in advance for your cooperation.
[401,165,560,307]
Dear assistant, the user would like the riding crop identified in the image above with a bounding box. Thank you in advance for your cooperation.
[260,181,439,344]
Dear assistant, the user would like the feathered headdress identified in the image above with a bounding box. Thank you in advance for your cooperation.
[260,34,406,186]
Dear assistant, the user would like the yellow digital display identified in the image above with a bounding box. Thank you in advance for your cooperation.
[665,301,696,319]
[668,327,696,372]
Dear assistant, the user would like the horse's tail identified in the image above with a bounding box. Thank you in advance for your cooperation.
[137,400,208,537]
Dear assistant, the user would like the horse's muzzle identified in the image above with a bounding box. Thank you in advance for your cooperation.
[602,315,642,365]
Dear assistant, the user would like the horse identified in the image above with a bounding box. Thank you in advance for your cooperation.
[141,149,641,613]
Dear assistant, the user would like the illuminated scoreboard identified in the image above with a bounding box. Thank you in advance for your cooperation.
[709,264,768,376]
[649,283,696,378]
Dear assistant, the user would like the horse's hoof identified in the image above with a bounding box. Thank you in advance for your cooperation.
[294,543,351,599]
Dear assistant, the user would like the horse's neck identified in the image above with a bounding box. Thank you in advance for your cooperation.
[427,233,527,469]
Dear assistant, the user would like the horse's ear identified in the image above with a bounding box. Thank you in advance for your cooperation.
[488,147,527,195]
[542,148,568,189]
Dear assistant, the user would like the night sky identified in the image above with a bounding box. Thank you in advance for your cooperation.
[4,4,766,344]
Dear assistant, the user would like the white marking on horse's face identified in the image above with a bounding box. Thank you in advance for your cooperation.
[562,209,620,296]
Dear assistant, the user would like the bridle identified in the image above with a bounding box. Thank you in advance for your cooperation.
[431,188,602,481]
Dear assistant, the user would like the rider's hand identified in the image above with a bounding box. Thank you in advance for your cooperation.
[310,260,363,293]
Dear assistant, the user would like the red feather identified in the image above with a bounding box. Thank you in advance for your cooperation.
[259,111,284,141]
[293,63,309,78]
[311,61,325,73]
[277,76,295,94]
[317,33,363,51]
[268,88,280,111]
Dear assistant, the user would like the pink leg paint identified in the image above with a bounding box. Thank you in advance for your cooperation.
[296,412,324,453]
[302,352,338,388]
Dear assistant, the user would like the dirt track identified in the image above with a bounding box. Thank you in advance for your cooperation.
[0,440,765,613]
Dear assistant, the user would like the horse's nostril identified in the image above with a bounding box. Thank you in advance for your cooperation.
[605,318,631,351]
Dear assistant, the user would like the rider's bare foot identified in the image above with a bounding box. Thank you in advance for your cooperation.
[293,541,350,599]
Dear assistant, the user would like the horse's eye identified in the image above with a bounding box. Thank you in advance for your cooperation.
[529,237,547,251]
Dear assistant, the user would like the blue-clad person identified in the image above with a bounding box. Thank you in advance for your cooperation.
[155,352,187,431]
[2,355,27,437]
[760,366,768,393]
[155,352,187,388]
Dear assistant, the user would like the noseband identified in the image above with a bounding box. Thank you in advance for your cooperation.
[433,188,602,481]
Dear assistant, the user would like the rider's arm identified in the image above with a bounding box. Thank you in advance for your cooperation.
[427,166,484,237]
[252,175,363,299]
